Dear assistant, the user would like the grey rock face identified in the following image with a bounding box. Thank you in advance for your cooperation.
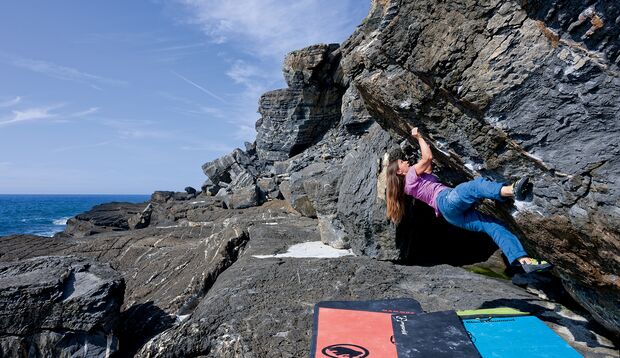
[202,148,258,189]
[128,203,153,230]
[223,184,261,209]
[201,178,220,196]
[255,44,345,163]
[63,202,149,238]
[151,191,174,203]
[340,0,620,334]
[257,177,281,200]
[0,255,124,357]
[283,43,341,88]
[340,85,374,134]
[335,123,402,259]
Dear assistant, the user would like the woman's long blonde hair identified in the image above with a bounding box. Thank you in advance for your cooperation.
[386,160,406,224]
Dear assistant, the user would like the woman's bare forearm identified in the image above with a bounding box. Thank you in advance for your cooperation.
[410,127,432,161]
[417,136,433,161]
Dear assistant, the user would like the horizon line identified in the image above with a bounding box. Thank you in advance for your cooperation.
[0,193,153,196]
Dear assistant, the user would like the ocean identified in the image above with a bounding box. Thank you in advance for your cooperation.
[0,194,151,237]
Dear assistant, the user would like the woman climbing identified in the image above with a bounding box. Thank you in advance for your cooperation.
[386,126,551,273]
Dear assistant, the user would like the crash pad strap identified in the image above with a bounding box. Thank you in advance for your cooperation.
[457,307,529,319]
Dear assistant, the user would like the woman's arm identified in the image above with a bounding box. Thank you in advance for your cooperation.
[411,127,433,175]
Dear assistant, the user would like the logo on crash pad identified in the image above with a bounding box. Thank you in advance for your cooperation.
[322,343,369,357]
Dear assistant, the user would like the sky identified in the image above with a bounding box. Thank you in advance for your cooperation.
[0,0,370,194]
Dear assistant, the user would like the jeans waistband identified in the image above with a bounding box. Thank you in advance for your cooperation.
[436,188,451,216]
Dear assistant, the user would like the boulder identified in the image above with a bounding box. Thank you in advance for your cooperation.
[0,256,124,357]
[339,0,620,334]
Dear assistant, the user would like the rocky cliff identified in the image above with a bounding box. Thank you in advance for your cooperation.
[1,0,618,356]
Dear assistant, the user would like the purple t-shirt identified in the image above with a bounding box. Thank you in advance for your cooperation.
[404,167,449,217]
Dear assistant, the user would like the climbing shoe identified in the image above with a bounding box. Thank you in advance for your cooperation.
[513,176,532,201]
[522,259,553,273]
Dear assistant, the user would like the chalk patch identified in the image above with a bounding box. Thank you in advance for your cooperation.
[176,314,191,322]
[253,241,354,259]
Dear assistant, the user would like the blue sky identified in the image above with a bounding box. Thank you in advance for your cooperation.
[0,0,369,194]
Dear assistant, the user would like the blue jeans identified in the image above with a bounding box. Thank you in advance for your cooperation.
[436,177,527,264]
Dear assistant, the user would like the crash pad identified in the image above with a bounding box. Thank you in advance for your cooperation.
[462,314,583,358]
[310,298,422,358]
[391,311,480,358]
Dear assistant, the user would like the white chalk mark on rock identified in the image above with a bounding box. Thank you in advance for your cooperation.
[252,241,355,259]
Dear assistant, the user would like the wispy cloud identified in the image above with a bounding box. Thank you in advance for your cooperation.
[226,59,277,101]
[0,96,22,108]
[148,43,205,53]
[53,140,114,153]
[0,103,100,127]
[0,105,64,127]
[117,129,175,139]
[180,142,234,152]
[74,31,173,46]
[5,55,128,89]
[70,107,100,117]
[159,91,224,118]
[171,71,228,103]
[92,118,173,140]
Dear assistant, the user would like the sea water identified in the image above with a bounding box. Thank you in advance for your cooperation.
[0,194,150,237]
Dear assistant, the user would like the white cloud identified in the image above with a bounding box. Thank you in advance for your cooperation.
[7,55,128,88]
[161,0,368,144]
[175,0,364,59]
[169,0,368,142]
[0,96,21,108]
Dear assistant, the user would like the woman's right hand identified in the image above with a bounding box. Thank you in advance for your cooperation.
[410,127,421,139]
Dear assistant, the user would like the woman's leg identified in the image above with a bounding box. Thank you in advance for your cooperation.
[443,208,528,265]
[444,177,505,213]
